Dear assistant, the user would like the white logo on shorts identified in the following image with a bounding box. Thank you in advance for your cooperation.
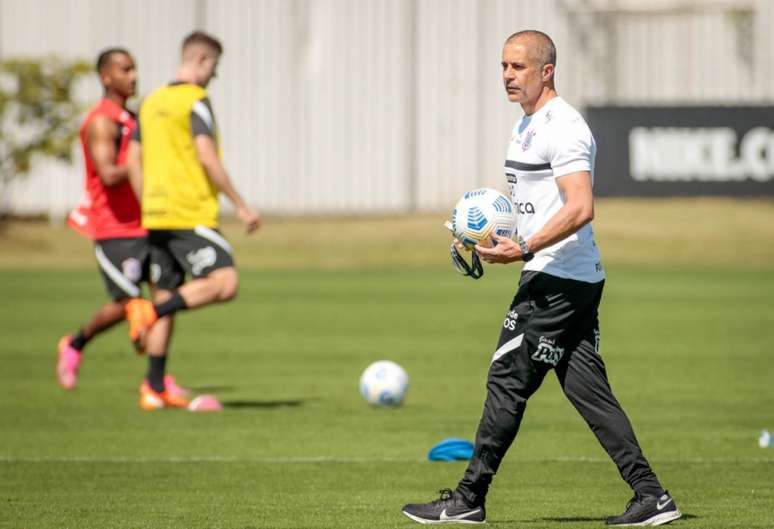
[186,246,217,275]
[531,336,565,366]
[121,258,142,283]
[150,263,162,284]
[503,310,518,331]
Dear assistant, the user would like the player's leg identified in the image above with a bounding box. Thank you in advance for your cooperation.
[455,326,548,505]
[57,302,125,389]
[125,231,182,351]
[75,302,127,343]
[556,330,665,495]
[144,288,175,392]
[139,289,189,410]
[138,287,190,399]
[137,241,190,410]
[553,283,680,526]
[402,272,551,524]
[125,228,237,342]
[166,226,238,309]
[57,238,146,389]
[175,266,238,307]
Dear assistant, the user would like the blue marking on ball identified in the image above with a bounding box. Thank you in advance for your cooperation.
[379,390,397,405]
[463,189,486,199]
[493,195,512,213]
[467,206,488,230]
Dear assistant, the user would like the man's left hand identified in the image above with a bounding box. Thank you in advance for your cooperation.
[236,205,262,234]
[474,234,522,264]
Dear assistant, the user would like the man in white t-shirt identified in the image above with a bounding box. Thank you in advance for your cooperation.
[402,30,681,527]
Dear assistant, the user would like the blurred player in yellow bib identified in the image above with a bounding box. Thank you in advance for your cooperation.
[127,31,261,410]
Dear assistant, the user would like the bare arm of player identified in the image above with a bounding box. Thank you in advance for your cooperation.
[193,135,261,233]
[126,140,143,200]
[475,170,594,264]
[87,115,129,187]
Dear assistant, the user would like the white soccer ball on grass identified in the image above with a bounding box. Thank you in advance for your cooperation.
[359,360,409,407]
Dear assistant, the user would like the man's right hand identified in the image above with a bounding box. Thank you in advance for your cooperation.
[236,205,261,233]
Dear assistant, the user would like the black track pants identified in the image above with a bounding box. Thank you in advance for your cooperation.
[457,271,663,505]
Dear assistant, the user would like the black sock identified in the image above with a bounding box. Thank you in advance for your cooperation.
[154,292,188,319]
[70,330,90,351]
[147,356,167,393]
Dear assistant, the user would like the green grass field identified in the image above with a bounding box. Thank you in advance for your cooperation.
[1,199,773,528]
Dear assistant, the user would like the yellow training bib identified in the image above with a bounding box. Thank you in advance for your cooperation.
[139,83,220,229]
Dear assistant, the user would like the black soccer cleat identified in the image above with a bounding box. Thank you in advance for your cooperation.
[606,490,681,526]
[402,488,486,524]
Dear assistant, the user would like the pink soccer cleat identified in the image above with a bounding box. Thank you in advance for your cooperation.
[57,336,82,390]
[163,375,192,398]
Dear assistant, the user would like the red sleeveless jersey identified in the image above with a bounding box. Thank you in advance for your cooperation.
[67,98,146,240]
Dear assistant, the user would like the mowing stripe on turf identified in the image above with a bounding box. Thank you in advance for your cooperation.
[1,455,772,464]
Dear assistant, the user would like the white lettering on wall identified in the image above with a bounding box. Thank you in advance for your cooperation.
[629,127,774,182]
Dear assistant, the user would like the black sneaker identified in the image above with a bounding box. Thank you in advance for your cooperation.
[606,491,681,526]
[402,488,486,524]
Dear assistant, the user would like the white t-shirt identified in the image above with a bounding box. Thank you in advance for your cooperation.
[504,96,605,283]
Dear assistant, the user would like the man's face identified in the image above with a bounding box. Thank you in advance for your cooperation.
[501,39,548,105]
[102,53,137,98]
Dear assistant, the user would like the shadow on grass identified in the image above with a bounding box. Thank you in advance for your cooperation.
[221,399,305,409]
[522,512,698,524]
[187,386,236,394]
[535,517,605,522]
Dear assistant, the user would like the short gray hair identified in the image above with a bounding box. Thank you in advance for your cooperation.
[505,30,556,68]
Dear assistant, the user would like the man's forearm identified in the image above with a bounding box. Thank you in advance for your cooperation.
[126,142,143,199]
[99,165,130,187]
[525,202,593,252]
[204,162,246,209]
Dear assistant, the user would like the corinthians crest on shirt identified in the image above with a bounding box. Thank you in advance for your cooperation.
[521,130,536,151]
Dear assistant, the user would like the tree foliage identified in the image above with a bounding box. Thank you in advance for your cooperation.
[0,57,91,187]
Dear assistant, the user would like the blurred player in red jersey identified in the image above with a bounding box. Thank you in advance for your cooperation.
[57,48,188,402]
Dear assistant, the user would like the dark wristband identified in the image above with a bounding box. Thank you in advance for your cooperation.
[518,236,534,262]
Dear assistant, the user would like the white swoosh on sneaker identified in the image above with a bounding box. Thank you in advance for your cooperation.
[656,497,673,510]
[439,508,481,521]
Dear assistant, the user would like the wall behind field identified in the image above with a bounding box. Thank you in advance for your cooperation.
[1,0,773,217]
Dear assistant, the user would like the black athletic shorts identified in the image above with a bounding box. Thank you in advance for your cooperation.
[148,227,235,290]
[494,271,604,370]
[94,236,150,301]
